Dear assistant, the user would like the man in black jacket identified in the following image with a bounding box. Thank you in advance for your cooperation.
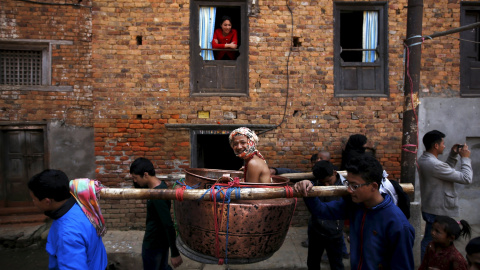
[306,160,345,270]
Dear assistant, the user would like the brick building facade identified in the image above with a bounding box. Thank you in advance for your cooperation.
[1,0,478,230]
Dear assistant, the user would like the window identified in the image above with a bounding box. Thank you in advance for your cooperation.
[460,3,480,97]
[334,2,388,97]
[0,39,73,91]
[0,49,45,85]
[190,1,248,96]
[1,44,49,86]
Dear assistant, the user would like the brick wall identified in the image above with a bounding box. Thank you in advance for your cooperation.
[90,0,412,229]
[420,1,461,97]
[0,0,94,126]
[3,0,468,230]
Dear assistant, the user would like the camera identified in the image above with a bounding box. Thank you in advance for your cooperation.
[457,145,464,151]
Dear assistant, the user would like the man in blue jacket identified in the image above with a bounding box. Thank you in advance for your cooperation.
[294,155,415,270]
[28,169,108,270]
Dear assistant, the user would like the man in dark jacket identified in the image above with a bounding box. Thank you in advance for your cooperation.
[295,155,415,270]
[307,160,345,270]
[130,158,183,270]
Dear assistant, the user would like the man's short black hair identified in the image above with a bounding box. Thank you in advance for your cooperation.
[466,237,480,255]
[345,155,383,188]
[28,169,71,202]
[312,160,335,180]
[130,157,156,176]
[310,153,318,163]
[423,130,445,151]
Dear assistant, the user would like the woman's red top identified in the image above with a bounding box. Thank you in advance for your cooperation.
[211,28,238,60]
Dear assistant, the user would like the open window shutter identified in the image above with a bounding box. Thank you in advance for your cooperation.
[461,11,480,95]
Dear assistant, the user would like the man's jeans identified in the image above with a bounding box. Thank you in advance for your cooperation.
[420,212,437,260]
[142,246,173,270]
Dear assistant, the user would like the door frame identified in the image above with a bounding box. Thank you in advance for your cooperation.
[0,123,49,207]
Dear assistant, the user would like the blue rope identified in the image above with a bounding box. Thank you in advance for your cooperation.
[175,179,201,189]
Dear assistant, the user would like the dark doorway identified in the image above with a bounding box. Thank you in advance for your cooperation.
[0,128,46,207]
[192,131,243,170]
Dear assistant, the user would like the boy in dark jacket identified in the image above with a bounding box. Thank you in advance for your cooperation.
[295,155,415,270]
[307,160,345,270]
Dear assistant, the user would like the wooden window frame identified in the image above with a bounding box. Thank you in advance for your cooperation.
[190,0,249,96]
[333,2,389,97]
[460,2,480,97]
[0,39,73,92]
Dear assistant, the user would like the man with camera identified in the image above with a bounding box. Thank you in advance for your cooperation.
[418,130,473,260]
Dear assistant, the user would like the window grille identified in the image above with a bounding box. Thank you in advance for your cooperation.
[0,50,42,85]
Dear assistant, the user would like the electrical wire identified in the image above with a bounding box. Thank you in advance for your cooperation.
[442,35,480,44]
[16,0,92,9]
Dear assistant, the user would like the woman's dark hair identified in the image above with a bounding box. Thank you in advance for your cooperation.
[220,15,232,25]
[28,169,71,202]
[434,215,471,240]
[130,157,156,177]
[341,134,368,170]
[345,134,368,153]
[344,155,383,188]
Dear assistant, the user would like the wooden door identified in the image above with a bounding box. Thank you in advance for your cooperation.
[2,130,45,206]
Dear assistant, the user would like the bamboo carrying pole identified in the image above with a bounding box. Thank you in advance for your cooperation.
[99,183,414,201]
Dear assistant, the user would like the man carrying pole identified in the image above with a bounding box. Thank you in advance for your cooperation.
[130,157,183,270]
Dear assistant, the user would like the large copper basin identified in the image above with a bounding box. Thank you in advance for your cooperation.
[175,168,296,264]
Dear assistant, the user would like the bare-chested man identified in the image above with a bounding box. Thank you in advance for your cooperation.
[229,127,271,183]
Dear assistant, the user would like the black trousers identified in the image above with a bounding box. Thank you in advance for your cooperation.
[307,228,345,270]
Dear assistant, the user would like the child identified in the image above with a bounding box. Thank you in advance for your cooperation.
[465,236,480,269]
[419,215,471,270]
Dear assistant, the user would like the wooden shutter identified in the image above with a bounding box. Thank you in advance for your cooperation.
[460,10,480,96]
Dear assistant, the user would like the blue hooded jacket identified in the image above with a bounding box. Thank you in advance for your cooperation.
[46,199,107,270]
[304,193,414,270]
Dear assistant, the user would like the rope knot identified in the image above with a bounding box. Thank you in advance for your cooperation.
[175,185,187,201]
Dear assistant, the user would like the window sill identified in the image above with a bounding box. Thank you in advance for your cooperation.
[0,85,74,91]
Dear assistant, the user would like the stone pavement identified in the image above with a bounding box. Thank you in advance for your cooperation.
[104,226,351,270]
[2,216,479,270]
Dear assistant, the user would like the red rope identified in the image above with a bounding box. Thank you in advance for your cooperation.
[211,182,232,265]
[175,186,186,201]
[209,178,295,264]
[284,185,294,198]
[402,41,420,169]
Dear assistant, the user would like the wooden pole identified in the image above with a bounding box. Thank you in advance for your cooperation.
[99,183,414,201]
[401,0,423,186]
[279,172,315,180]
[278,170,347,180]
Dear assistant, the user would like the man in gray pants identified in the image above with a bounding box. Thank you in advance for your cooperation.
[418,130,473,260]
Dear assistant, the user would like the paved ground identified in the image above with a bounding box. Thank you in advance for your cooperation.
[0,223,346,270]
[103,226,350,270]
[2,221,479,270]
